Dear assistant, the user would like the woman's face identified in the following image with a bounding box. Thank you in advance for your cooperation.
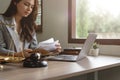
[15,0,35,17]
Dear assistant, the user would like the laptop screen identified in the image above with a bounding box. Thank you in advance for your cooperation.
[77,33,97,61]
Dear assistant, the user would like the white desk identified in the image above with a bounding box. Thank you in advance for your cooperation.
[0,55,120,80]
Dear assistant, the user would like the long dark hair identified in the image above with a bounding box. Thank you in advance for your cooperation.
[3,0,38,42]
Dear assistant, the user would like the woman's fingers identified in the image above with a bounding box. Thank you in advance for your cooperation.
[24,49,33,52]
[55,43,62,52]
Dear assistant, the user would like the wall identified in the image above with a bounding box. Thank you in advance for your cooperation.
[37,0,120,56]
[37,0,69,48]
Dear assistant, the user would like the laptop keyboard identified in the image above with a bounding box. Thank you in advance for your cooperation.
[56,55,77,58]
[53,55,78,61]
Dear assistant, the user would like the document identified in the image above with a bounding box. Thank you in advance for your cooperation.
[37,38,59,51]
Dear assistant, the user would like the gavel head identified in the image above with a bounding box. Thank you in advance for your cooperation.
[29,53,41,61]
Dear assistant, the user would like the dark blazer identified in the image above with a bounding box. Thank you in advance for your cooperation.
[0,15,38,54]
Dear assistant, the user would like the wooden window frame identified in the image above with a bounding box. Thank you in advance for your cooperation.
[36,0,43,33]
[68,0,120,45]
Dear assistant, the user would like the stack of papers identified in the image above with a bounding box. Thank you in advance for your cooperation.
[37,38,59,51]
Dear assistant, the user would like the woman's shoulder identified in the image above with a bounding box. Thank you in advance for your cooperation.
[0,15,4,29]
[0,15,8,24]
[0,15,5,27]
[0,14,3,17]
[0,15,13,26]
[0,15,4,21]
[0,15,10,30]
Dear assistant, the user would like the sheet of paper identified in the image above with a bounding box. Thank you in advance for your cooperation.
[39,38,54,43]
[37,38,59,51]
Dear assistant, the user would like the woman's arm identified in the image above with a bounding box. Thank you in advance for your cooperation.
[0,29,15,55]
[29,32,38,49]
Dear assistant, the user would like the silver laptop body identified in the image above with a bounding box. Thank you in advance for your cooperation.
[46,33,97,62]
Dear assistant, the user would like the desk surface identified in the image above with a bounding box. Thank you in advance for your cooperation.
[0,55,120,80]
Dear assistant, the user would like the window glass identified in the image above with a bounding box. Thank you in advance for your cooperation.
[76,0,120,39]
[36,0,41,25]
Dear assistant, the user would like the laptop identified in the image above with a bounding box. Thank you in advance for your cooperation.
[46,33,97,62]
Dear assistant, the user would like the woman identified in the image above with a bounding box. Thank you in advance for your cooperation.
[0,0,61,57]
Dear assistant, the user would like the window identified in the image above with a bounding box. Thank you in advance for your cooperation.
[68,0,120,45]
[36,0,42,32]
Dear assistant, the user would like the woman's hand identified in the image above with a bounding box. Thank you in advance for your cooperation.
[52,42,62,53]
[15,49,33,58]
